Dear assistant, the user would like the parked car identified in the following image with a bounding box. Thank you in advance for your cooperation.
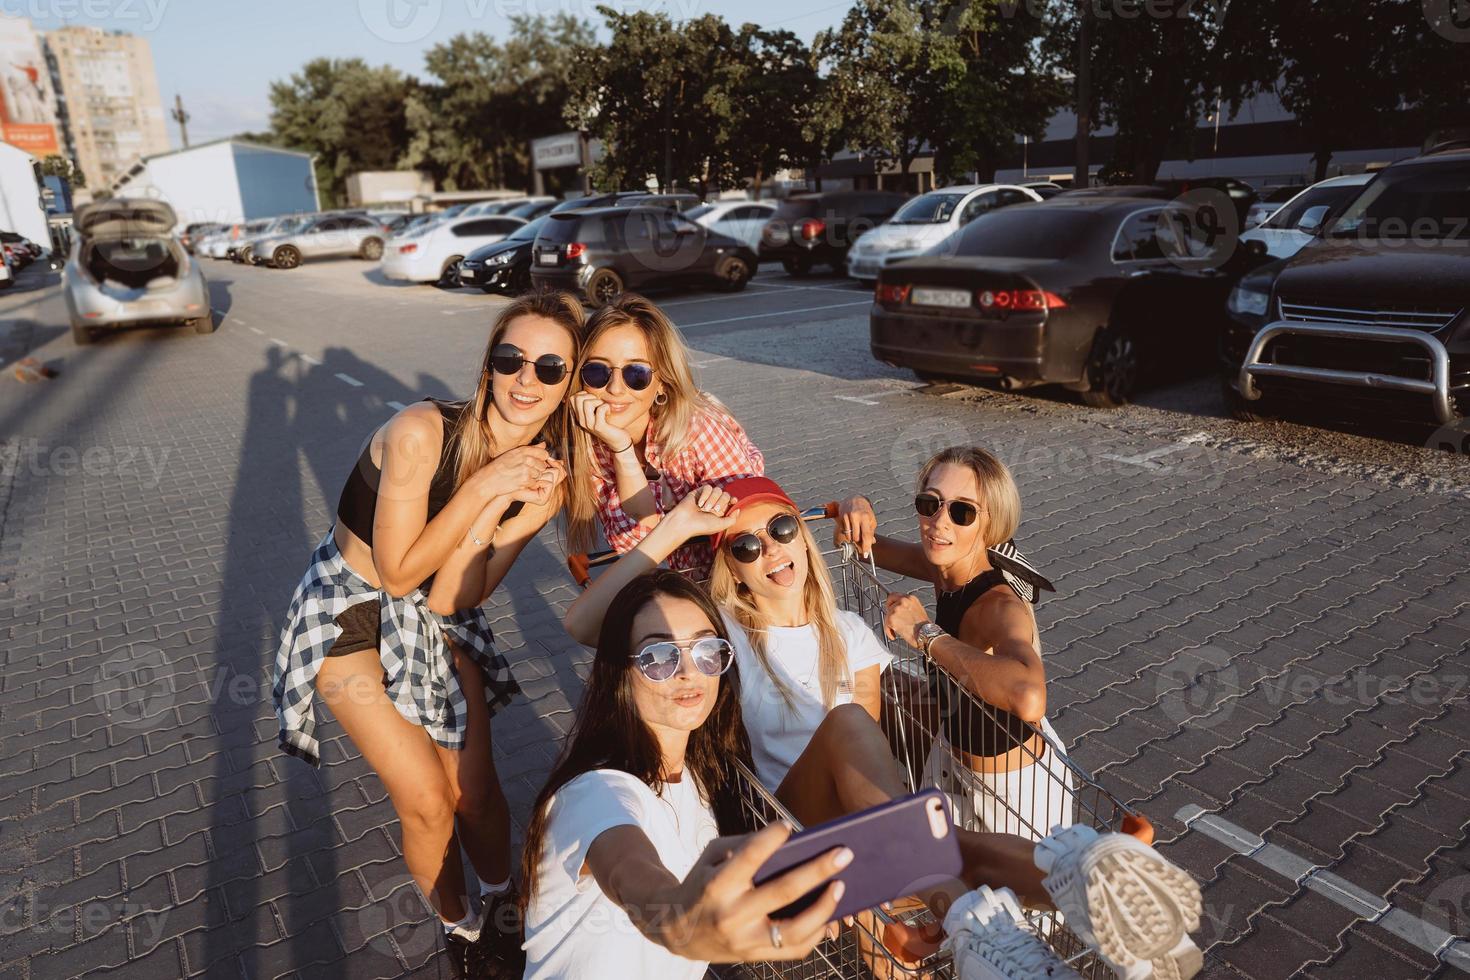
[236,214,313,264]
[1221,148,1470,425]
[380,215,526,286]
[63,199,212,345]
[845,184,1043,284]
[760,190,910,276]
[179,222,223,254]
[685,199,776,251]
[1244,185,1307,229]
[459,215,549,294]
[531,205,758,304]
[870,197,1239,406]
[224,220,271,261]
[614,192,700,212]
[504,197,557,220]
[550,191,647,214]
[1,231,34,268]
[1238,173,1375,261]
[1155,177,1258,225]
[258,214,388,269]
[461,198,525,218]
[1022,181,1065,200]
[0,240,13,288]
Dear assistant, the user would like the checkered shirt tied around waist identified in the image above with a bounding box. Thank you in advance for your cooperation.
[273,530,520,768]
[591,405,764,576]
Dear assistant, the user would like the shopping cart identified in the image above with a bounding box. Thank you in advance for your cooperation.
[570,503,1155,980]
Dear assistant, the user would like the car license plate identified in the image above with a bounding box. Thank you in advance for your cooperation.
[911,287,971,309]
[537,252,558,266]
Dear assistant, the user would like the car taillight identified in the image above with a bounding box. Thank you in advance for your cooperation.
[797,219,825,241]
[399,243,418,254]
[566,242,587,260]
[876,283,910,304]
[977,289,1067,311]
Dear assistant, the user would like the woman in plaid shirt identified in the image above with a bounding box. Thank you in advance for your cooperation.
[567,293,764,578]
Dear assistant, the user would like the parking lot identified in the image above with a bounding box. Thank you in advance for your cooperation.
[2,251,1469,979]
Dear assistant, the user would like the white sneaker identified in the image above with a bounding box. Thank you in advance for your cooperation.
[1034,825,1204,980]
[943,885,1082,979]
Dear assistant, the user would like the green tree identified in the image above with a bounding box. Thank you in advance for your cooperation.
[39,154,85,189]
[267,58,412,206]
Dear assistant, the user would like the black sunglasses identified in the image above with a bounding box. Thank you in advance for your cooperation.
[914,492,979,526]
[490,343,568,385]
[632,637,734,682]
[581,360,655,392]
[727,513,802,564]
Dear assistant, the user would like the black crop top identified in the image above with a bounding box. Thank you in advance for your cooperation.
[930,568,1035,757]
[336,398,521,547]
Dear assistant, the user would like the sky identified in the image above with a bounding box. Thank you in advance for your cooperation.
[19,0,854,148]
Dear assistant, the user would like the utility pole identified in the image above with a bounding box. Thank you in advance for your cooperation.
[1073,0,1090,189]
[171,94,191,148]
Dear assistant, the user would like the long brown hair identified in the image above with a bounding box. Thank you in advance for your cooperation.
[449,290,586,490]
[520,570,752,913]
[707,505,850,713]
[566,293,753,553]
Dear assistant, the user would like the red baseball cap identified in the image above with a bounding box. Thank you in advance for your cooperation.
[709,476,797,548]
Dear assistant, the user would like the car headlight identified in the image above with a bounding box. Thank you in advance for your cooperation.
[1227,281,1271,316]
[489,253,514,266]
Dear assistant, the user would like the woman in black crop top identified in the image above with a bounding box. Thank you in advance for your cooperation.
[834,446,1075,841]
[273,290,585,959]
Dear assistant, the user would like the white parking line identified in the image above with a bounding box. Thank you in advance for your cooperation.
[679,300,871,329]
[335,373,364,387]
[386,400,407,411]
[247,326,262,335]
[268,337,288,347]
[833,387,919,407]
[1102,433,1209,470]
[1176,805,1470,972]
[299,354,321,366]
[691,356,731,368]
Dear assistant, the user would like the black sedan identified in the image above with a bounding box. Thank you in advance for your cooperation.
[870,197,1240,407]
[459,215,548,294]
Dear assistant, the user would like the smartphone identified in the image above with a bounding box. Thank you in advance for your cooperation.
[751,790,962,922]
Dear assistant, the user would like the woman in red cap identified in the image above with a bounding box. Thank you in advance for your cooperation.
[561,477,1204,980]
[565,293,764,579]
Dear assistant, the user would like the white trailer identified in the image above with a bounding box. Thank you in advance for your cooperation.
[109,139,320,231]
[0,140,52,251]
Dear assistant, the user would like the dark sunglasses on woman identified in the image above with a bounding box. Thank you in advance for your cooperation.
[632,637,735,682]
[580,361,654,392]
[490,343,568,385]
[727,513,802,564]
[914,492,979,527]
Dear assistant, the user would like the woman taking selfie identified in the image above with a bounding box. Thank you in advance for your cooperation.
[273,291,583,952]
[834,446,1072,840]
[563,479,1203,980]
[520,570,849,979]
[567,293,763,578]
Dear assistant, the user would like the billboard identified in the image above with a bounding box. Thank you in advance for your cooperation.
[0,15,61,157]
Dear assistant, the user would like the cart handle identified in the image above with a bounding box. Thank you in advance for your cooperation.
[567,501,840,587]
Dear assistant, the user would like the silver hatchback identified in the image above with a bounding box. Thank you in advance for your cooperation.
[256,214,388,269]
[63,199,212,346]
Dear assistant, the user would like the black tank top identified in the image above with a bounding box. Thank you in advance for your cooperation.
[931,569,1034,756]
[336,398,522,546]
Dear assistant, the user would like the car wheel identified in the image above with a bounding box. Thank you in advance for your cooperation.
[273,245,301,269]
[585,268,624,306]
[1221,376,1273,422]
[436,257,464,289]
[716,255,751,292]
[781,256,812,277]
[1080,326,1140,408]
[511,267,532,294]
[71,320,93,345]
[190,315,215,336]
[360,237,384,261]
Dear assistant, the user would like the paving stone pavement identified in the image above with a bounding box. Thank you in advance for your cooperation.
[1,259,1467,979]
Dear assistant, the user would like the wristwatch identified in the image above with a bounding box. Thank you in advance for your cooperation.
[915,621,946,657]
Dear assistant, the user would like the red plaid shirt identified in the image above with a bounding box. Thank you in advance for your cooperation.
[591,407,765,575]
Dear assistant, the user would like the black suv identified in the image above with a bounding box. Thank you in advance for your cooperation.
[1221,148,1470,425]
[759,190,909,276]
[529,206,758,305]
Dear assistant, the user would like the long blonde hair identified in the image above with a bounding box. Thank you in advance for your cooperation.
[708,505,850,712]
[450,290,585,490]
[567,292,751,553]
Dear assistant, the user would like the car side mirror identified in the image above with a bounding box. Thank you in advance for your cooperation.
[1297,206,1329,235]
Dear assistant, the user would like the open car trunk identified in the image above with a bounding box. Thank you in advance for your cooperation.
[81,237,184,290]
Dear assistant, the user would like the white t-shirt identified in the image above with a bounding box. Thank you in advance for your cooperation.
[723,609,893,792]
[522,768,719,980]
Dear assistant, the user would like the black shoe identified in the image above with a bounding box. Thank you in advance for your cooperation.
[468,883,526,979]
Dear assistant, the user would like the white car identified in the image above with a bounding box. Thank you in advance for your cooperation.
[0,244,13,289]
[380,215,527,286]
[1239,173,1375,261]
[844,184,1043,283]
[684,200,776,251]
